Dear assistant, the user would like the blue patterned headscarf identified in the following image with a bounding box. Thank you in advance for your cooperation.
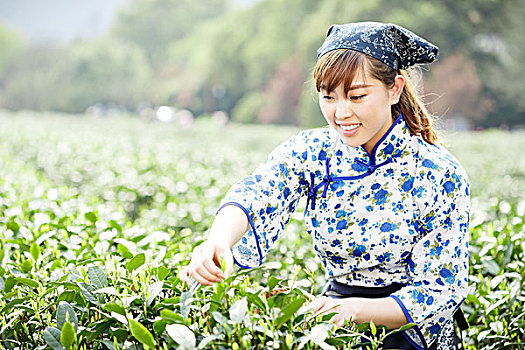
[317,22,439,70]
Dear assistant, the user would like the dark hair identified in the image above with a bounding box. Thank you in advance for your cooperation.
[313,49,439,145]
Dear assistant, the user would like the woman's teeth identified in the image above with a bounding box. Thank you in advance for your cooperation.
[340,124,360,131]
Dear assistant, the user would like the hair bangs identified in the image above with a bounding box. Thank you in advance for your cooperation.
[314,49,367,94]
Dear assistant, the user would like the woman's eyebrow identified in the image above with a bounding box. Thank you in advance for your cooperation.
[349,84,371,90]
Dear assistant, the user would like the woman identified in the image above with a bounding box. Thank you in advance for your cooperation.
[180,22,470,350]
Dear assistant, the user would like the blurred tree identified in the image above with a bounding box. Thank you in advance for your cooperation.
[0,45,62,111]
[1,0,524,127]
[1,39,151,113]
[258,55,305,125]
[110,0,228,64]
[476,0,525,127]
[164,0,319,118]
[0,24,25,77]
[423,54,489,121]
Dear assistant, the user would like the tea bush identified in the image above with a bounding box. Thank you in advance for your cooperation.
[0,112,523,349]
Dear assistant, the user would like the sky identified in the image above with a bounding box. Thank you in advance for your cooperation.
[0,0,260,44]
[0,0,130,43]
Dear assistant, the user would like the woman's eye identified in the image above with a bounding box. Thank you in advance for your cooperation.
[322,95,334,100]
[350,95,365,101]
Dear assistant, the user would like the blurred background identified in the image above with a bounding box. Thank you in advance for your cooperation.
[0,0,524,130]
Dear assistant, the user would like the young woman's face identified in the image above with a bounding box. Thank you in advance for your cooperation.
[318,70,404,155]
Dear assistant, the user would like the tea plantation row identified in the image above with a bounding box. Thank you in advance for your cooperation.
[0,112,522,349]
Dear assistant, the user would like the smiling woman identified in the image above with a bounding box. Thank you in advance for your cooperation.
[181,21,470,350]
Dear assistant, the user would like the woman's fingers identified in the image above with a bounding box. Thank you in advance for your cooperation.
[184,240,234,286]
[310,296,328,316]
[216,246,234,277]
[191,270,215,286]
[178,267,192,285]
[195,261,222,282]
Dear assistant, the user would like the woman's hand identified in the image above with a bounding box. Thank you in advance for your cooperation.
[308,296,361,328]
[308,296,408,329]
[179,239,234,286]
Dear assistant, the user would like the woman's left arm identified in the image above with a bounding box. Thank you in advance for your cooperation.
[310,295,408,329]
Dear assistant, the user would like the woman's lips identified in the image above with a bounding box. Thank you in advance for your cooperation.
[338,123,361,136]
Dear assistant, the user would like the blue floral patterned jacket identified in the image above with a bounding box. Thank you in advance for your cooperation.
[219,114,470,349]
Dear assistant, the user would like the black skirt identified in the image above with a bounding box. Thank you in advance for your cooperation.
[321,280,461,350]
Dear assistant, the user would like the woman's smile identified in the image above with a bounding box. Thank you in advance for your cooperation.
[337,122,362,136]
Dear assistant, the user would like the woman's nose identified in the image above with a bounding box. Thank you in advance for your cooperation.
[335,99,353,120]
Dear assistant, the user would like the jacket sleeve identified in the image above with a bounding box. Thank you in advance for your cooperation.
[218,132,309,268]
[389,166,470,349]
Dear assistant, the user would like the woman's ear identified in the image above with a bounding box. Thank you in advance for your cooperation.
[390,75,405,105]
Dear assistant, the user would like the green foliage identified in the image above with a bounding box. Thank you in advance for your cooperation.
[0,24,25,76]
[1,0,524,127]
[0,38,151,113]
[0,112,523,349]
[231,92,265,123]
[110,0,228,64]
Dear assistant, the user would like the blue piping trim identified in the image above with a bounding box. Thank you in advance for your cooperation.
[390,295,428,350]
[307,114,404,211]
[217,202,263,269]
[366,112,404,161]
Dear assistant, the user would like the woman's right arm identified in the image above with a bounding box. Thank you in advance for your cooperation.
[179,204,249,286]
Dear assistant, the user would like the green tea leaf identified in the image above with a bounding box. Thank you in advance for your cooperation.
[165,324,196,349]
[212,311,228,324]
[180,291,195,320]
[15,277,39,288]
[160,309,184,323]
[219,255,227,273]
[246,292,266,313]
[0,297,27,314]
[7,220,19,233]
[60,321,76,349]
[105,302,126,315]
[108,219,123,234]
[198,334,221,349]
[156,266,170,281]
[57,290,78,304]
[370,320,377,335]
[275,295,306,327]
[43,327,64,350]
[129,319,155,349]
[153,319,167,334]
[268,275,279,291]
[21,259,33,273]
[88,266,108,289]
[111,312,128,324]
[484,260,501,275]
[78,282,104,305]
[57,301,78,332]
[101,340,116,350]
[117,243,132,259]
[85,211,97,224]
[229,297,248,324]
[126,253,145,272]
[4,277,15,293]
[95,286,119,296]
[147,281,163,306]
[30,242,41,261]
